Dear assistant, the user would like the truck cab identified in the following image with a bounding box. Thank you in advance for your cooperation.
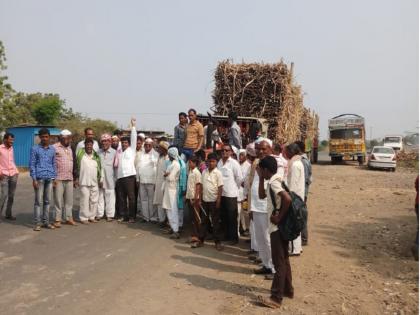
[329,114,366,165]
[383,135,403,151]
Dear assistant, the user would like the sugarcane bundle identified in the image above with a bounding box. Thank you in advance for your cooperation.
[212,60,315,144]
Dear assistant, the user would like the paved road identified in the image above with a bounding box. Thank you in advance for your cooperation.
[0,164,417,315]
[0,173,258,315]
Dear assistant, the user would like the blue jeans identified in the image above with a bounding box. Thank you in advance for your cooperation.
[181,148,194,161]
[33,179,53,225]
[0,174,18,217]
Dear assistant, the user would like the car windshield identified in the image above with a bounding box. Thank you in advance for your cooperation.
[330,128,362,139]
[373,147,394,154]
[384,137,401,143]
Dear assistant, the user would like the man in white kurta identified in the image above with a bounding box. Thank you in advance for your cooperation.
[250,139,275,275]
[136,138,159,222]
[153,142,169,225]
[238,149,251,236]
[163,147,181,238]
[77,141,102,223]
[285,144,306,255]
[97,134,116,221]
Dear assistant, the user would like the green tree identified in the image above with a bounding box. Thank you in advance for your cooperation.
[31,94,64,125]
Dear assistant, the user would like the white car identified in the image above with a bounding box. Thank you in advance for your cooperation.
[383,135,403,151]
[368,146,397,171]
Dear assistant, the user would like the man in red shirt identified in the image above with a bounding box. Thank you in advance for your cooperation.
[0,133,19,221]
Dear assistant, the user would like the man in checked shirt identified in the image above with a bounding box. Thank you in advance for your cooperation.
[53,129,77,227]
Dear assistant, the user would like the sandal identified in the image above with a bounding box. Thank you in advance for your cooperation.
[33,225,41,231]
[256,295,282,309]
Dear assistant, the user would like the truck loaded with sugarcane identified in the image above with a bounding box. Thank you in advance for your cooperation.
[198,60,319,162]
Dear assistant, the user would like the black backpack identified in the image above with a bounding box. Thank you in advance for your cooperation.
[269,181,307,241]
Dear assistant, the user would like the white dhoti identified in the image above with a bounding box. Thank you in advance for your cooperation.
[253,211,274,272]
[250,212,258,251]
[79,185,99,221]
[163,187,179,233]
[97,188,115,219]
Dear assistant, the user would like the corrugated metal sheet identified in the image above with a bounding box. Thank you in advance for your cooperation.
[6,126,61,167]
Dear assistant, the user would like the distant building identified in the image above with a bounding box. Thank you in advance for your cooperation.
[6,125,61,167]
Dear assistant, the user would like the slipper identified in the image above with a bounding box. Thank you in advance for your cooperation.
[256,295,281,309]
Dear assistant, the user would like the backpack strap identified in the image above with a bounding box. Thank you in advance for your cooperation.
[281,181,291,193]
[269,187,278,212]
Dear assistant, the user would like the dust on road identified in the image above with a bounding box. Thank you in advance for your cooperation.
[0,162,418,315]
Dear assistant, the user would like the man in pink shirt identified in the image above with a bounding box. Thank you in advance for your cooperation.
[0,133,19,221]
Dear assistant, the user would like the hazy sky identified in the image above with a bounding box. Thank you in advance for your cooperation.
[0,0,418,139]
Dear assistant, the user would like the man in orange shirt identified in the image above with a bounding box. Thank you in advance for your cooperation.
[181,109,204,161]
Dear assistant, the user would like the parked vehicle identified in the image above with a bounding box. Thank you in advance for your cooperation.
[328,114,366,165]
[368,146,397,171]
[383,135,403,151]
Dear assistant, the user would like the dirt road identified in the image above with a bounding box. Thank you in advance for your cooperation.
[0,161,418,315]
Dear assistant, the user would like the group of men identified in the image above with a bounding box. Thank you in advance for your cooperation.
[0,108,313,308]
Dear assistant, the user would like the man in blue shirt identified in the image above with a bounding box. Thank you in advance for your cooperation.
[29,128,57,231]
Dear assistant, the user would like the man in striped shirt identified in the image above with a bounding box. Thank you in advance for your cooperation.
[53,129,77,228]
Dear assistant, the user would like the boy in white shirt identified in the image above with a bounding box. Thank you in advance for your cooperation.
[186,156,202,248]
[200,153,224,251]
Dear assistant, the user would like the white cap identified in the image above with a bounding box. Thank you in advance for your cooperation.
[138,133,146,139]
[60,129,72,136]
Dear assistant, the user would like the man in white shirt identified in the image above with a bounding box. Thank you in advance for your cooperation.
[76,127,100,153]
[284,143,305,256]
[217,144,243,245]
[249,139,275,275]
[238,149,251,236]
[136,138,159,223]
[115,118,137,223]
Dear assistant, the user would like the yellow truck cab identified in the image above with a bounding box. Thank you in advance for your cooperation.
[328,114,366,165]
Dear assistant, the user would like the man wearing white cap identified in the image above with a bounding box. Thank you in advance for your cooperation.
[53,129,77,227]
[248,138,275,275]
[134,132,146,216]
[136,138,159,222]
[97,133,117,221]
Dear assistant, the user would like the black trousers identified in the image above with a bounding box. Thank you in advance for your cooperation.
[302,197,308,242]
[270,229,293,302]
[220,196,238,242]
[199,201,223,243]
[116,176,136,220]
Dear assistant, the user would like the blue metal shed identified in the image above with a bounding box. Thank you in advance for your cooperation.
[6,125,61,167]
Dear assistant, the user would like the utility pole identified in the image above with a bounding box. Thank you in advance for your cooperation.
[370,126,373,140]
